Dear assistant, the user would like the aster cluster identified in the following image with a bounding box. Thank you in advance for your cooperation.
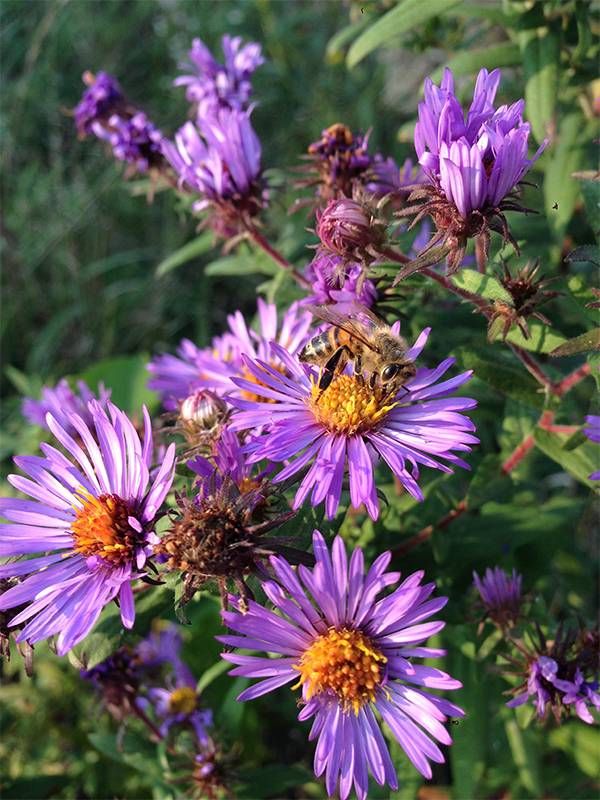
[82,623,224,795]
[3,30,597,800]
[473,568,599,726]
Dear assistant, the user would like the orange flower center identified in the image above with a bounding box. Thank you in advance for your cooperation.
[308,374,397,435]
[168,686,197,715]
[293,627,387,714]
[239,363,284,403]
[71,492,138,565]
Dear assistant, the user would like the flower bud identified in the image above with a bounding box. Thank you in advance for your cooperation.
[316,197,384,262]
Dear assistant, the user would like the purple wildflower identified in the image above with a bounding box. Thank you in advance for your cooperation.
[507,656,600,725]
[0,401,176,655]
[162,107,265,235]
[229,330,478,520]
[473,566,522,627]
[400,68,547,276]
[220,530,464,800]
[74,71,124,136]
[74,72,165,174]
[584,415,600,480]
[148,299,313,409]
[174,35,264,118]
[147,676,212,744]
[22,379,111,436]
[303,250,378,309]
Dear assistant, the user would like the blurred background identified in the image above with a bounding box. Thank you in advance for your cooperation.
[1,1,598,798]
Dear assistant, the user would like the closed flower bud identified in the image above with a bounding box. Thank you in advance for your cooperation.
[316,197,385,263]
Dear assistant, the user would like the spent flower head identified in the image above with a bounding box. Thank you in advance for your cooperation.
[220,530,464,800]
[0,401,175,654]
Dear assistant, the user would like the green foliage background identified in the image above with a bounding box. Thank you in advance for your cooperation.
[1,1,599,799]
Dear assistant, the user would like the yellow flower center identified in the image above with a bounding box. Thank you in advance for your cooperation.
[293,627,387,714]
[168,686,197,715]
[309,374,398,435]
[71,492,137,566]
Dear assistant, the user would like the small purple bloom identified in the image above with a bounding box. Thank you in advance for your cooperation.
[303,250,378,309]
[174,35,264,118]
[507,656,600,724]
[584,415,600,480]
[162,107,263,224]
[0,401,176,655]
[74,71,165,174]
[22,379,111,437]
[148,299,314,409]
[220,530,464,800]
[415,67,546,218]
[473,566,522,626]
[229,330,478,520]
[74,71,124,135]
[316,197,384,263]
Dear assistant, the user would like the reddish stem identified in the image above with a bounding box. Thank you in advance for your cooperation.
[553,362,591,397]
[391,500,468,558]
[246,226,310,289]
[378,245,410,264]
[508,345,554,393]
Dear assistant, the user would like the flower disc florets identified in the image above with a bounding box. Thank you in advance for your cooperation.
[309,373,398,435]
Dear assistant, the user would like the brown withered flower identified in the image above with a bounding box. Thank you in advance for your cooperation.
[157,430,303,609]
[485,261,559,341]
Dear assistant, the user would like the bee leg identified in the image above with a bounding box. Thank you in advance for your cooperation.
[353,354,362,375]
[369,373,377,390]
[318,346,349,391]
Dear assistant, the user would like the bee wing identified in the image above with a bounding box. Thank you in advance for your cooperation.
[305,303,382,352]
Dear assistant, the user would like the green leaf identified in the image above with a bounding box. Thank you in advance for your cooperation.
[549,724,600,779]
[566,244,600,267]
[326,18,370,62]
[550,328,600,357]
[154,233,214,277]
[455,346,544,409]
[235,765,313,799]
[519,27,560,145]
[4,365,41,396]
[544,113,587,236]
[204,251,277,277]
[196,658,231,694]
[467,454,513,509]
[503,322,567,354]
[79,354,156,413]
[504,719,543,797]
[448,652,487,799]
[578,177,600,240]
[533,428,597,487]
[429,42,520,83]
[451,269,513,304]
[347,0,463,68]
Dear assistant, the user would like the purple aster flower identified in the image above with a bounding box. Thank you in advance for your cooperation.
[584,415,600,480]
[0,401,176,655]
[81,645,144,720]
[74,71,124,136]
[94,111,164,173]
[473,566,522,627]
[174,35,264,118]
[146,675,212,744]
[22,379,111,437]
[148,299,314,409]
[398,68,547,277]
[229,329,477,520]
[162,107,265,236]
[302,250,378,309]
[507,656,600,724]
[135,621,196,686]
[74,71,165,174]
[220,530,464,800]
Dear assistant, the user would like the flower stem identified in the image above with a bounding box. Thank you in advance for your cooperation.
[391,499,468,558]
[553,362,591,397]
[246,226,310,289]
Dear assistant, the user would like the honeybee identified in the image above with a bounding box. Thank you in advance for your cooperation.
[299,304,417,396]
